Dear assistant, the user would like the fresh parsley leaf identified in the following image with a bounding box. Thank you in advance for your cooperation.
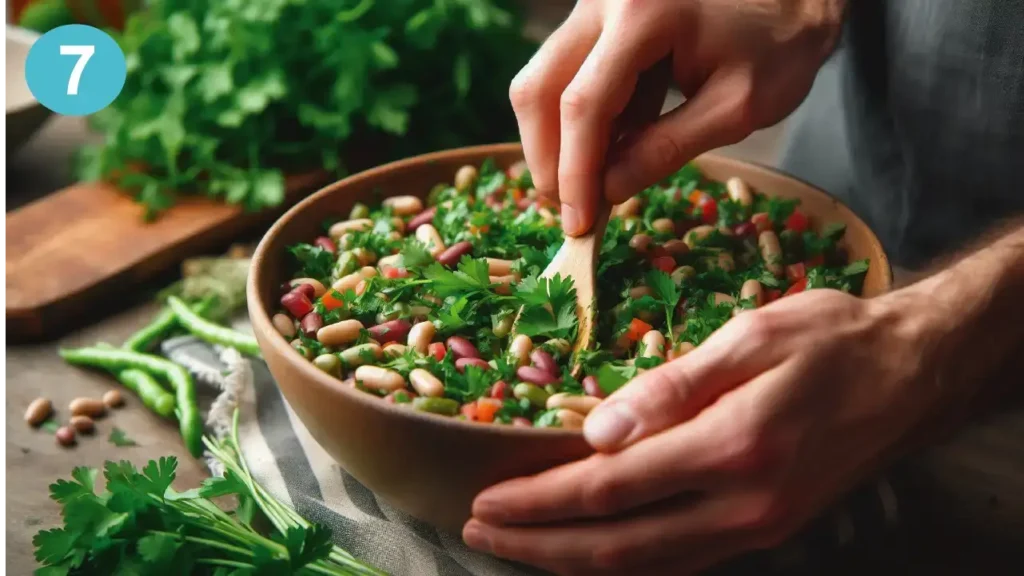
[108,427,138,447]
[533,409,561,428]
[288,243,334,282]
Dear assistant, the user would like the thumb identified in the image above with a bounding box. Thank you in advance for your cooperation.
[604,68,757,205]
[583,313,784,452]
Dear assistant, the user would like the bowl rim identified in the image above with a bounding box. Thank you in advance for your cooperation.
[6,25,44,115]
[247,142,892,438]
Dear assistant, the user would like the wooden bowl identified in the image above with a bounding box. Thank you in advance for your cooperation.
[247,143,892,533]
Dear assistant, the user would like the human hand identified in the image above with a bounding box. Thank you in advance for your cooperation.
[463,289,944,575]
[511,0,846,236]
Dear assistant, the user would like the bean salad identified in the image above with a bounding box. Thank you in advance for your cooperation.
[274,159,870,429]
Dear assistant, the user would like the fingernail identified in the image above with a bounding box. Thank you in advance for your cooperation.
[472,495,508,524]
[584,402,636,449]
[463,521,493,553]
[561,203,582,236]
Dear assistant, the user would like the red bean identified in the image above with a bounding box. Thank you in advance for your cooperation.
[517,366,558,386]
[490,380,509,399]
[300,312,323,337]
[406,207,437,232]
[512,417,532,428]
[734,222,757,237]
[446,336,480,359]
[281,291,314,318]
[674,219,698,237]
[293,283,316,300]
[436,241,474,268]
[456,358,490,373]
[582,375,605,399]
[529,349,558,376]
[368,319,412,344]
[314,236,337,253]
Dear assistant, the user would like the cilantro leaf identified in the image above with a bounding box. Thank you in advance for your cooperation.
[288,243,334,282]
[108,427,138,448]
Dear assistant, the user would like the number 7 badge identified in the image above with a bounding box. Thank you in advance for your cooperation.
[25,24,126,116]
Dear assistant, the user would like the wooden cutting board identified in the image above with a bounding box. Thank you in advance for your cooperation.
[6,172,328,342]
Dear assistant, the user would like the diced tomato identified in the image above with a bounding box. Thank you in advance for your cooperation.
[489,380,509,399]
[734,222,756,237]
[626,318,653,341]
[651,256,675,273]
[382,266,408,279]
[428,342,447,361]
[698,197,718,225]
[688,190,708,204]
[785,210,809,233]
[806,254,825,267]
[765,289,782,303]
[460,402,479,421]
[785,263,807,282]
[319,290,345,311]
[476,398,502,423]
[784,278,808,297]
[751,212,772,234]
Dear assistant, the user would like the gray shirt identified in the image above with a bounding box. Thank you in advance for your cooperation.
[780,0,1024,268]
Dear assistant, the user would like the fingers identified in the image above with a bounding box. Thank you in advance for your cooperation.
[510,7,600,206]
[465,490,763,575]
[471,407,733,525]
[604,67,759,204]
[585,309,788,452]
[557,18,674,236]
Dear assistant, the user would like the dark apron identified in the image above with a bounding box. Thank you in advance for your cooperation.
[779,0,1024,269]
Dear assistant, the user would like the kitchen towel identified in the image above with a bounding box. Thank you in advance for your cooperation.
[162,335,902,576]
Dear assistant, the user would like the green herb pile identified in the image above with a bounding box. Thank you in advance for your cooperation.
[78,0,537,218]
[33,412,385,575]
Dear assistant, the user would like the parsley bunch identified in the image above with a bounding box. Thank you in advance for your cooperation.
[78,0,536,218]
[33,412,385,575]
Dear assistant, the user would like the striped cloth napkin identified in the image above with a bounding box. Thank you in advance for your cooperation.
[162,335,901,576]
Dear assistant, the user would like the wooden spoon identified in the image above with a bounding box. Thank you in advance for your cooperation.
[513,201,612,366]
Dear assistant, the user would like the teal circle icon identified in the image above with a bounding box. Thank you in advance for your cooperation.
[24,24,127,116]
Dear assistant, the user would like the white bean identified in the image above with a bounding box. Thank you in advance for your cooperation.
[726,177,754,206]
[759,230,784,278]
[485,258,514,276]
[740,279,765,308]
[651,218,675,234]
[407,321,436,354]
[415,224,446,257]
[509,334,533,367]
[713,293,737,306]
[354,366,406,393]
[272,313,296,338]
[317,319,365,347]
[329,218,372,238]
[613,196,642,218]
[455,165,478,191]
[684,225,716,248]
[640,330,666,359]
[24,397,52,426]
[383,195,424,216]
[546,393,601,415]
[339,343,383,367]
[555,409,585,430]
[409,369,445,398]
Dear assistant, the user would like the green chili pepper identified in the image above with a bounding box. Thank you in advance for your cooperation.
[166,296,261,356]
[60,347,203,457]
[123,296,216,352]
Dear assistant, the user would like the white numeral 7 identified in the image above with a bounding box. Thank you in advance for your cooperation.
[60,45,96,96]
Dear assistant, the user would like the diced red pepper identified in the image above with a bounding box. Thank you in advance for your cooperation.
[698,197,718,225]
[688,190,708,204]
[806,254,825,267]
[626,318,653,341]
[785,210,809,233]
[785,263,807,282]
[476,398,502,423]
[765,289,782,303]
[382,266,408,279]
[652,256,675,273]
[784,278,808,297]
[489,380,509,399]
[428,342,446,362]
[460,402,479,421]
[319,290,345,311]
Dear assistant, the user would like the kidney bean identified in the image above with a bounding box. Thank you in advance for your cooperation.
[56,426,76,447]
[368,319,412,344]
[436,241,474,268]
[734,222,757,237]
[407,206,438,232]
[629,234,652,253]
[582,375,605,398]
[490,380,509,399]
[511,417,533,428]
[529,349,558,376]
[517,366,558,387]
[281,291,313,318]
[24,397,52,426]
[456,358,490,373]
[663,239,690,256]
[314,236,337,253]
[446,336,480,359]
[301,312,323,337]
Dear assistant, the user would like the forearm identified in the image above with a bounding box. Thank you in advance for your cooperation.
[884,220,1024,435]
